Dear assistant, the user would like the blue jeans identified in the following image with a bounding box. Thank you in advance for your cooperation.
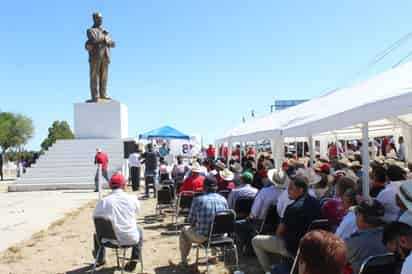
[144,169,158,196]
[95,169,109,191]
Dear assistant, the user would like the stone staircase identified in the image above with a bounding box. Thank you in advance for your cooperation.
[8,139,124,192]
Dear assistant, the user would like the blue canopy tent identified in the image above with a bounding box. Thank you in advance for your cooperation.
[139,126,190,140]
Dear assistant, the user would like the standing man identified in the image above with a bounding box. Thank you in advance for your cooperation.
[206,144,215,161]
[95,148,109,192]
[128,147,141,191]
[141,143,160,197]
[398,136,407,162]
[0,152,3,181]
[85,12,116,102]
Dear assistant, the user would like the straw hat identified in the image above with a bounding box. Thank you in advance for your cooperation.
[230,162,242,173]
[191,162,202,173]
[221,168,234,181]
[268,168,288,188]
[216,160,226,170]
[296,168,322,185]
[398,180,412,211]
[349,161,362,169]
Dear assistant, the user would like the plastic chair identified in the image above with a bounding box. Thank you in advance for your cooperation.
[307,219,332,232]
[358,253,398,274]
[156,185,174,215]
[234,197,255,220]
[194,209,240,274]
[92,217,143,274]
[218,189,231,199]
[173,191,194,225]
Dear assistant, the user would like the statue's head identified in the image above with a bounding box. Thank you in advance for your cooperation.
[92,12,103,27]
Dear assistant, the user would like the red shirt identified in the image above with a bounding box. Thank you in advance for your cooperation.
[247,148,256,158]
[232,149,240,160]
[206,147,215,158]
[95,152,109,171]
[179,173,205,193]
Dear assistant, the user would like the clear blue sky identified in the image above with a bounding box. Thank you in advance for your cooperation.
[2,1,412,150]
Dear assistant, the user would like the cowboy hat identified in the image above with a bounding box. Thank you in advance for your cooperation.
[296,168,322,185]
[230,162,242,173]
[216,160,226,170]
[191,162,202,173]
[221,168,234,181]
[398,180,412,211]
[268,168,288,188]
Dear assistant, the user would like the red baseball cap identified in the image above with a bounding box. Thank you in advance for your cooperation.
[109,173,126,188]
[321,163,331,174]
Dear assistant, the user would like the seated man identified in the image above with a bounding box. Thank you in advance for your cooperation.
[179,176,228,264]
[227,171,258,209]
[235,168,284,254]
[383,222,412,274]
[345,199,388,274]
[93,173,142,271]
[178,162,205,194]
[252,175,321,273]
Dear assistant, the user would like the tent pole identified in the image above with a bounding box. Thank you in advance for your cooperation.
[344,140,348,158]
[309,136,314,167]
[271,138,276,167]
[295,138,298,159]
[302,141,305,158]
[362,122,370,198]
[227,140,232,166]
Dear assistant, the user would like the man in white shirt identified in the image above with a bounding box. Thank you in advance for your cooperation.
[93,173,142,271]
[336,189,358,240]
[128,148,141,191]
[377,165,406,223]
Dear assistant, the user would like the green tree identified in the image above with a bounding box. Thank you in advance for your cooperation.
[41,120,74,151]
[0,112,34,153]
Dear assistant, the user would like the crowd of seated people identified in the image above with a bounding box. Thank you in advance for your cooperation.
[174,145,412,274]
[95,141,412,274]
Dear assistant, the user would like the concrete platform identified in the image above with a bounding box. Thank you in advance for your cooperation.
[0,190,102,252]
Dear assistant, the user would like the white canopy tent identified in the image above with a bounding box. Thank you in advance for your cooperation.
[217,61,412,197]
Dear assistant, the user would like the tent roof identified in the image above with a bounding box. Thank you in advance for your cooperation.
[282,61,412,137]
[216,60,412,143]
[140,126,190,140]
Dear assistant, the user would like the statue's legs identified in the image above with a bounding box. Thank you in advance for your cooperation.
[89,60,100,101]
[99,60,109,99]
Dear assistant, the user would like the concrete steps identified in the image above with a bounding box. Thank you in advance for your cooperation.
[9,138,124,192]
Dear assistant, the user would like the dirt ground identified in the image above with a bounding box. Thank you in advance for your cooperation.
[0,186,261,274]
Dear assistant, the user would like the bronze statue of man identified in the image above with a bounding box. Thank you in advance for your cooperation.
[85,12,115,102]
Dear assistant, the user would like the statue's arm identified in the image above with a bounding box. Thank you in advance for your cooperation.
[87,28,105,44]
[103,31,116,48]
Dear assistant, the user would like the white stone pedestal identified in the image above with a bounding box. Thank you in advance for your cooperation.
[74,101,128,139]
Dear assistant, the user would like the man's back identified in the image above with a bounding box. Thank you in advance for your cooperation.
[283,194,321,255]
[94,189,140,245]
[227,184,257,209]
[188,193,228,237]
[179,174,205,193]
[345,227,388,274]
[128,152,140,167]
[95,152,109,171]
[143,151,159,172]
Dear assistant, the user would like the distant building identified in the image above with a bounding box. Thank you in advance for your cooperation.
[272,99,308,111]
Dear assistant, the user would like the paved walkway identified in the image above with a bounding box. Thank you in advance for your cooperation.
[0,190,100,252]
